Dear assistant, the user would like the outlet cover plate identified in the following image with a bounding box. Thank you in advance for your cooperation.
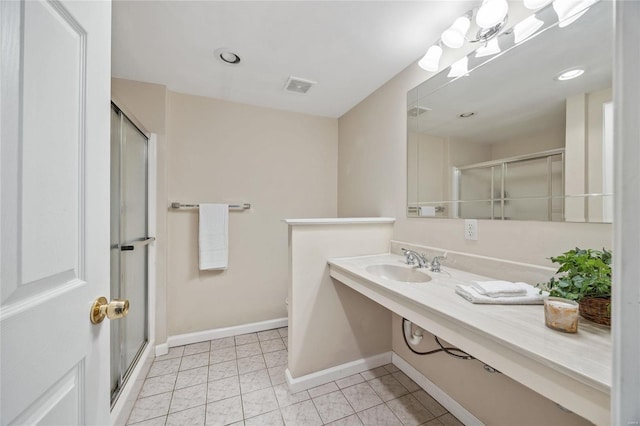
[465,219,478,240]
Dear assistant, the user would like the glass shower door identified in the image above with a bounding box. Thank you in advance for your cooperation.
[110,103,149,404]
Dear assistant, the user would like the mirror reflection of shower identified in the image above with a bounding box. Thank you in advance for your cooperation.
[406,1,613,223]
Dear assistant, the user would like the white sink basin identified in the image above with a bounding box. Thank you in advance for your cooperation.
[365,264,431,283]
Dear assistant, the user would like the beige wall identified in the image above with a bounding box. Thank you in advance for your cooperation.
[337,60,611,424]
[113,79,338,342]
[490,125,565,160]
[166,91,338,336]
[112,78,169,345]
[566,87,613,223]
[288,223,393,380]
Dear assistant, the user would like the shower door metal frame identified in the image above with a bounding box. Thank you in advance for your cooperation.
[110,100,152,406]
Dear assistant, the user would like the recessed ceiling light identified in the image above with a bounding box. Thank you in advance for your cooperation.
[215,48,241,65]
[459,112,476,118]
[556,68,585,81]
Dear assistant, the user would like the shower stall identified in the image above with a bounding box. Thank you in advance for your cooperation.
[110,102,151,405]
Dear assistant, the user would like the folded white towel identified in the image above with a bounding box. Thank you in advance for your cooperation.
[471,280,529,298]
[455,284,548,305]
[199,204,228,270]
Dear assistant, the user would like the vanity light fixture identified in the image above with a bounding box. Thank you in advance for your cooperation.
[475,37,501,58]
[418,0,509,72]
[523,0,553,10]
[418,0,589,74]
[442,15,471,49]
[555,68,585,81]
[418,44,444,72]
[476,0,509,29]
[514,15,544,43]
[553,0,598,28]
[448,57,469,78]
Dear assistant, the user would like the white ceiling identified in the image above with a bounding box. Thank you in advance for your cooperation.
[111,1,476,118]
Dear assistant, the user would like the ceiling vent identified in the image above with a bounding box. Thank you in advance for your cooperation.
[284,76,316,94]
[407,106,431,117]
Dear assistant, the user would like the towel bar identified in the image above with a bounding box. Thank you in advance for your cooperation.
[170,202,251,210]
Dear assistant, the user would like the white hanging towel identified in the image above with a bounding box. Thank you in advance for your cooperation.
[199,204,228,270]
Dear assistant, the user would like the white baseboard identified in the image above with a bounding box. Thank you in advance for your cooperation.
[155,343,169,357]
[162,317,288,350]
[286,352,393,394]
[111,340,156,426]
[392,353,483,426]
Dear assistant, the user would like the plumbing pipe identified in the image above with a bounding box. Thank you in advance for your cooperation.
[403,320,424,346]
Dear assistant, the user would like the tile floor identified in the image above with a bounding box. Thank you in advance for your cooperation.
[127,327,464,426]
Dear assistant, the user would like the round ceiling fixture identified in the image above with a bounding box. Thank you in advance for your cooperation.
[459,112,476,118]
[215,48,241,65]
[556,68,585,81]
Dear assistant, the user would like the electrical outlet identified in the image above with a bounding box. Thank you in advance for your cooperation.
[465,219,478,240]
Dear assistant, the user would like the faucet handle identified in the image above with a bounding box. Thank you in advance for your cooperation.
[432,254,447,262]
[430,252,447,272]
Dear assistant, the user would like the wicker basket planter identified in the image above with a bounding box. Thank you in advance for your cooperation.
[578,296,611,326]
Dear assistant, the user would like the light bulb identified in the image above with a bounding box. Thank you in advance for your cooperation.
[524,0,552,10]
[418,45,443,72]
[514,15,544,43]
[447,56,469,78]
[475,38,501,58]
[553,0,597,28]
[476,0,509,29]
[441,16,471,49]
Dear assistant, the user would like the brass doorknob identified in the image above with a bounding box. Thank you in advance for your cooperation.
[90,297,130,324]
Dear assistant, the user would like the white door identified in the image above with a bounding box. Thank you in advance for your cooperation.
[1,0,112,424]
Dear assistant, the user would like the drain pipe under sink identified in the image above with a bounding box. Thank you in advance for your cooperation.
[403,319,424,346]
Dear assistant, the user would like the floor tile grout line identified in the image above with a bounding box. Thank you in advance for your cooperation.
[333,384,359,424]
[238,361,247,423]
[308,388,331,425]
[126,413,168,426]
[358,373,423,426]
[383,399,416,426]
[203,348,211,426]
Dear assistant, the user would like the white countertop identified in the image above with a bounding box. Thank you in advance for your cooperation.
[328,253,611,394]
[284,217,395,225]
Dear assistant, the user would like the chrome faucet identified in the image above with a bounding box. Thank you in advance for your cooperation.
[402,248,447,272]
[429,254,447,273]
[401,248,429,268]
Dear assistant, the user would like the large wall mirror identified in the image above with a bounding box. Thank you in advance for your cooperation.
[407,1,613,223]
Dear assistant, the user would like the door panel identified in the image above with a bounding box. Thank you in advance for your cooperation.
[1,0,111,424]
[20,0,82,286]
[8,362,83,426]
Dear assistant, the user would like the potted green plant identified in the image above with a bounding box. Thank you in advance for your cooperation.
[538,247,612,326]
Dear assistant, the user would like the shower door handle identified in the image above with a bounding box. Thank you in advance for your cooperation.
[120,237,156,251]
